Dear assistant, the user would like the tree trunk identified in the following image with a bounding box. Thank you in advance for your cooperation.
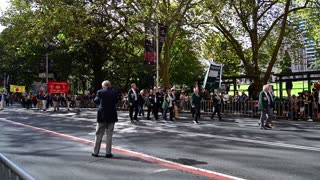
[252,77,264,100]
[92,56,105,93]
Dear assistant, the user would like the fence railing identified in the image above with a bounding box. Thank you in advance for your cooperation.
[19,97,320,121]
[0,153,35,180]
[117,99,320,121]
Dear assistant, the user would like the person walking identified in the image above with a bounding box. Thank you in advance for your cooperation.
[146,89,156,120]
[53,94,60,112]
[171,88,179,120]
[75,95,82,112]
[154,87,162,120]
[40,93,47,111]
[265,85,274,128]
[162,89,174,121]
[32,94,37,108]
[211,88,222,120]
[137,90,145,117]
[92,80,118,158]
[191,87,202,124]
[66,94,72,111]
[46,93,53,109]
[0,91,4,110]
[128,83,139,122]
[179,91,186,112]
[258,85,269,130]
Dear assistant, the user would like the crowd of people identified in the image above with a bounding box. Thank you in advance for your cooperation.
[0,91,97,112]
[118,82,320,124]
[123,83,229,124]
[1,81,320,123]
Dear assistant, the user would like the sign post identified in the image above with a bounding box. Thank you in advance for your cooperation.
[203,62,223,89]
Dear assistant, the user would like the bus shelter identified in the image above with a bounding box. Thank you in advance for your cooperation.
[273,70,320,99]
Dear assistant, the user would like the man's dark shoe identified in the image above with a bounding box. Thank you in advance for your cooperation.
[91,153,99,157]
[265,125,272,129]
[105,154,113,158]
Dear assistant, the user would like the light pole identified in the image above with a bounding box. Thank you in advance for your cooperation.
[137,78,140,88]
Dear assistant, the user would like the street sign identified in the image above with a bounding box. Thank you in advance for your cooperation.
[38,73,54,78]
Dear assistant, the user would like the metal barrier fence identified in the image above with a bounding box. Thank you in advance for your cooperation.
[40,97,318,121]
[117,99,320,121]
[0,153,35,180]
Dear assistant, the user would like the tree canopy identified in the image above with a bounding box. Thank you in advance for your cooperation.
[0,0,319,95]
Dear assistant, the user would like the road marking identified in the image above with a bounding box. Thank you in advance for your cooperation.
[121,122,320,152]
[0,118,245,180]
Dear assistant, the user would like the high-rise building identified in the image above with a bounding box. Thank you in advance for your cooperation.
[299,19,319,70]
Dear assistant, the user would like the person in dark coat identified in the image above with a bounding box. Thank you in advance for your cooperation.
[211,88,222,120]
[146,89,156,120]
[92,80,118,158]
[286,79,293,98]
[191,87,202,124]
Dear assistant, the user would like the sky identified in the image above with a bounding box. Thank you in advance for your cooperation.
[0,0,10,32]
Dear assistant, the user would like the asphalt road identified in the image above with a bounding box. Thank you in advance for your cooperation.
[0,104,320,180]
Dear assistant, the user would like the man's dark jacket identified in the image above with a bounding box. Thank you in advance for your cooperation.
[94,88,118,123]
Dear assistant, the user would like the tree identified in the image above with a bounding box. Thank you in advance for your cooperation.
[169,34,205,87]
[0,0,138,92]
[202,33,242,76]
[205,0,315,98]
[127,0,212,88]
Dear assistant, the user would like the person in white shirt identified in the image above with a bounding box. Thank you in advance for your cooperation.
[128,83,139,122]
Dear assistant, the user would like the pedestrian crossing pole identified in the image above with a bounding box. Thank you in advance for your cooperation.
[46,53,49,84]
[156,23,159,88]
[3,73,5,91]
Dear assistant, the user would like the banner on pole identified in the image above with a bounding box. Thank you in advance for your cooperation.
[47,81,69,94]
[144,23,156,65]
[10,85,26,93]
[144,23,168,65]
[158,24,168,54]
[203,62,223,89]
[144,39,156,64]
[33,82,47,94]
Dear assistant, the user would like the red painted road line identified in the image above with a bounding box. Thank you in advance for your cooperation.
[0,118,245,180]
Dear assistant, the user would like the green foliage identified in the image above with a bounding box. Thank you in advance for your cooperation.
[202,33,241,76]
[169,35,204,87]
[0,0,318,94]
